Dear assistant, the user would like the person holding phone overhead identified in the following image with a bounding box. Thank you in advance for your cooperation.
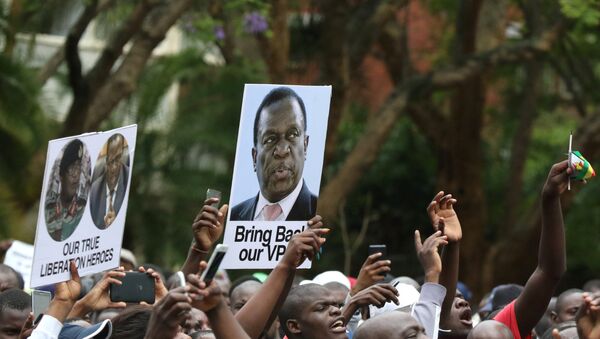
[231,87,317,221]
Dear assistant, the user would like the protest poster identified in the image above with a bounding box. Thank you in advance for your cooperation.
[222,84,331,269]
[3,240,34,288]
[31,125,137,287]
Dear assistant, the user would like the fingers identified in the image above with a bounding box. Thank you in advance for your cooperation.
[363,252,383,267]
[218,204,228,222]
[19,312,34,336]
[414,230,423,253]
[439,194,453,210]
[551,328,561,339]
[203,197,220,207]
[308,215,323,229]
[69,260,80,281]
[108,301,127,308]
[365,259,391,278]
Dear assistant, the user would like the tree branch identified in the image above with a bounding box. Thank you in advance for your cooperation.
[82,0,193,132]
[85,0,156,91]
[317,23,563,221]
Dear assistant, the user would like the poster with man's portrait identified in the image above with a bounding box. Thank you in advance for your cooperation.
[223,84,331,269]
[31,125,137,288]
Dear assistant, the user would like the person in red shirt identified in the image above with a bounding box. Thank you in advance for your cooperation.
[489,160,572,339]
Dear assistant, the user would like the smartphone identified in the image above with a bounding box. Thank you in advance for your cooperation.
[200,244,228,283]
[206,189,221,208]
[176,271,186,287]
[368,244,387,260]
[109,271,155,304]
[31,290,51,318]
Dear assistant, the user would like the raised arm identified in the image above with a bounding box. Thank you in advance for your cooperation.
[187,273,251,339]
[351,252,391,296]
[427,191,461,326]
[235,215,328,339]
[514,160,570,337]
[181,197,228,276]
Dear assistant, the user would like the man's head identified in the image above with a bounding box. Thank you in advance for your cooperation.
[551,289,583,324]
[440,290,473,338]
[0,289,32,339]
[353,311,427,339]
[230,278,280,339]
[279,284,346,339]
[59,139,84,202]
[106,134,125,192]
[252,87,309,203]
[0,265,22,292]
[583,279,600,293]
[323,282,349,308]
[183,308,210,334]
[467,321,513,339]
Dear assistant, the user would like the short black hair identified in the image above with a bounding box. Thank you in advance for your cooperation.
[278,284,327,337]
[0,264,24,290]
[253,87,307,146]
[0,288,31,314]
[111,304,152,339]
[229,275,261,298]
[555,288,583,312]
[59,139,84,177]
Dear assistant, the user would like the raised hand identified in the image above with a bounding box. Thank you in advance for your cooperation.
[144,286,192,339]
[414,230,448,283]
[576,292,600,339]
[343,284,399,322]
[280,215,329,269]
[543,160,572,198]
[138,266,168,303]
[192,198,228,251]
[351,252,391,296]
[427,191,461,242]
[69,268,126,318]
[54,261,81,305]
[187,269,223,313]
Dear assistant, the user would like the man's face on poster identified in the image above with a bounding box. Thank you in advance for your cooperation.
[253,97,309,203]
[106,137,124,191]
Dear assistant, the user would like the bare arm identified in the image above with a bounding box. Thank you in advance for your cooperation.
[235,216,328,339]
[181,198,227,276]
[427,192,461,325]
[514,160,570,337]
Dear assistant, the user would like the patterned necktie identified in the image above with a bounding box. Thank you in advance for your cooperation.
[108,190,115,213]
[263,203,283,221]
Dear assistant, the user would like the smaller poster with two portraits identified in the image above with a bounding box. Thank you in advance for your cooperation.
[223,84,331,269]
[31,125,137,288]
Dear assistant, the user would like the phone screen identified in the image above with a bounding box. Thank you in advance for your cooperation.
[32,290,52,318]
[200,245,228,283]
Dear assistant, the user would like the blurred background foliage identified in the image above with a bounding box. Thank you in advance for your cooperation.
[1,0,600,297]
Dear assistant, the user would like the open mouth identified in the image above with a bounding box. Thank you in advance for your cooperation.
[330,318,346,333]
[459,308,473,327]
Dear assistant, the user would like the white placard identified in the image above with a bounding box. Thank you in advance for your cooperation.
[3,240,34,288]
[31,125,137,287]
[223,84,331,269]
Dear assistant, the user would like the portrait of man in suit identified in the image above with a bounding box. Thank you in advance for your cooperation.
[90,133,129,229]
[231,87,317,221]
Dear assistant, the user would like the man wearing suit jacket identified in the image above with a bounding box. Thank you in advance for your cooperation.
[231,87,317,221]
[90,134,129,229]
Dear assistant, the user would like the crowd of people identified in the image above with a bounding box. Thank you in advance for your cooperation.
[1,163,600,338]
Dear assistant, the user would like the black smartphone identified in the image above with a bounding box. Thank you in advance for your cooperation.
[110,272,155,304]
[200,244,228,283]
[368,244,387,260]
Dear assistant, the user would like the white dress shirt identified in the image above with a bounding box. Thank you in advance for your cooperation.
[253,180,303,221]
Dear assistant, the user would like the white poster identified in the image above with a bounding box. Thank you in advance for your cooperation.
[3,240,34,289]
[31,125,137,287]
[223,84,331,269]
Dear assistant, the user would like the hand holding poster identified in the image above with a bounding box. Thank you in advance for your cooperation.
[31,125,137,288]
[222,84,331,269]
